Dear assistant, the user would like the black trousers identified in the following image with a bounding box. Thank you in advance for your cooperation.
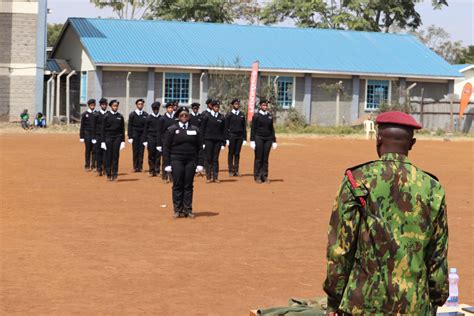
[171,156,196,214]
[132,131,146,171]
[146,136,161,174]
[83,134,95,168]
[105,136,122,177]
[204,139,222,180]
[253,137,272,181]
[95,134,105,172]
[227,136,243,174]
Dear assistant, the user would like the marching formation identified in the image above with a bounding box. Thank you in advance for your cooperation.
[79,97,277,218]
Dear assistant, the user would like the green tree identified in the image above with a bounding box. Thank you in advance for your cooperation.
[457,45,474,64]
[47,23,63,47]
[90,0,259,23]
[410,25,463,63]
[259,0,448,32]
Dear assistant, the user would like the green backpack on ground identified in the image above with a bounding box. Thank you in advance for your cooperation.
[257,297,327,316]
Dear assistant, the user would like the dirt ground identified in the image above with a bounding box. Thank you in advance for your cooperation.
[1,134,473,315]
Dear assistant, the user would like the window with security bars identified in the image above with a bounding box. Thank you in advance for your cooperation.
[164,73,190,104]
[271,76,294,108]
[366,80,389,110]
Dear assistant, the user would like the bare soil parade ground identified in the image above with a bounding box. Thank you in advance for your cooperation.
[1,133,473,315]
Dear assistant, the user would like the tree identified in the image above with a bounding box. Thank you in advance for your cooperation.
[259,0,448,32]
[457,46,474,64]
[410,25,464,63]
[47,23,63,47]
[90,0,259,23]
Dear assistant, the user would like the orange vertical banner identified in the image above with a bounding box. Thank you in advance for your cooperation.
[459,82,472,119]
[247,61,259,122]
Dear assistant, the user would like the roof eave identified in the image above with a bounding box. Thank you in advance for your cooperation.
[95,62,461,80]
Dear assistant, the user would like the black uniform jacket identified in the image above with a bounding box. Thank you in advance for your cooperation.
[163,123,203,167]
[128,111,148,137]
[143,114,161,140]
[100,112,125,143]
[250,112,276,142]
[201,112,226,142]
[80,111,95,138]
[224,110,247,140]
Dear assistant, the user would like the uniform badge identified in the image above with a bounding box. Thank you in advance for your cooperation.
[175,129,180,134]
[86,114,89,117]
[269,116,272,119]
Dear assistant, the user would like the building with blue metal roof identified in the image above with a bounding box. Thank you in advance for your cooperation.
[50,17,462,126]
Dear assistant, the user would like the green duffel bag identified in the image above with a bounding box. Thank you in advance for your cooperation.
[257,297,327,316]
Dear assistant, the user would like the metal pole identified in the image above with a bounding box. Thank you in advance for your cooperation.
[336,90,340,126]
[55,69,67,123]
[50,74,56,124]
[125,72,131,120]
[420,88,424,127]
[66,70,76,126]
[46,74,55,125]
[406,83,417,111]
[449,95,454,133]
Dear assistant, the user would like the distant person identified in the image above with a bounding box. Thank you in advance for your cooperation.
[143,101,161,177]
[34,112,46,128]
[225,99,247,177]
[100,100,125,181]
[324,111,448,316]
[201,99,225,183]
[189,102,202,128]
[128,98,148,172]
[93,98,109,176]
[79,99,97,171]
[250,100,276,184]
[157,102,177,183]
[20,109,33,130]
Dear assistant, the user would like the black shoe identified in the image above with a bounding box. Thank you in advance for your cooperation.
[214,178,220,183]
[186,213,195,219]
[98,170,103,176]
[107,175,113,181]
[255,179,263,184]
[234,171,240,177]
[85,166,91,172]
[229,172,234,177]
[173,212,180,219]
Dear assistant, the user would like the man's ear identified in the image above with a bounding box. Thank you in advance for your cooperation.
[376,133,383,146]
[409,138,416,151]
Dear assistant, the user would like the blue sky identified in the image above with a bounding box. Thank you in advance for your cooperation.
[47,0,473,45]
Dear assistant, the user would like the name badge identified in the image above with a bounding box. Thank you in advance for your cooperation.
[187,130,197,135]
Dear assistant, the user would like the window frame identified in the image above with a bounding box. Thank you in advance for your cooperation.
[365,79,391,111]
[269,76,295,109]
[80,71,88,104]
[162,72,192,105]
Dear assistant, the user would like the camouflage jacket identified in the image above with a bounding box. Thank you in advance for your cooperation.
[323,153,448,315]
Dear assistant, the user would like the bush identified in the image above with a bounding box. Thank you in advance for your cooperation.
[284,108,307,128]
[377,101,413,114]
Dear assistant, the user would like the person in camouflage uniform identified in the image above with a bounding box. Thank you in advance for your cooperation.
[323,111,449,315]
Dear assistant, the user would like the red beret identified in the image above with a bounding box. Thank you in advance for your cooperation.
[376,111,422,129]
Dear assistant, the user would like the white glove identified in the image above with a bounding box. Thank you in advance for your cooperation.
[243,140,247,146]
[128,138,133,144]
[221,146,225,150]
[202,144,206,149]
[143,142,148,147]
[272,142,277,150]
[91,139,97,144]
[80,138,84,143]
[157,146,162,152]
[226,140,230,146]
[164,166,172,172]
[101,142,107,150]
[250,141,256,150]
[120,142,125,151]
[196,165,204,173]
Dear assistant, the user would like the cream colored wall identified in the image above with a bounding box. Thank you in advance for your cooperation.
[454,68,474,100]
[53,25,95,72]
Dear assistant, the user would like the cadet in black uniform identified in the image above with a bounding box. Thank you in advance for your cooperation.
[201,99,226,183]
[189,102,202,128]
[163,107,203,218]
[93,98,108,176]
[225,99,247,177]
[157,102,177,183]
[128,98,148,172]
[250,100,277,184]
[79,99,96,171]
[143,101,161,177]
[100,100,125,181]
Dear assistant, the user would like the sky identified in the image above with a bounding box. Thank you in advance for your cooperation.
[47,0,474,45]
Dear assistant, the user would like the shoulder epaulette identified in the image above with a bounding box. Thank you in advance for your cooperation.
[422,170,439,181]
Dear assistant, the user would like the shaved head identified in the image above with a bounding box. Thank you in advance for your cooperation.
[376,124,416,157]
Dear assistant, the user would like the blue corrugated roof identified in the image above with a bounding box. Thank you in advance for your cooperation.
[65,17,461,78]
[452,64,473,72]
[46,59,62,72]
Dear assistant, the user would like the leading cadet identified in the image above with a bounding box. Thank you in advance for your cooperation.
[128,98,148,172]
[79,99,97,171]
[163,107,203,218]
[100,100,125,181]
[143,102,161,177]
[225,98,247,177]
[93,98,108,176]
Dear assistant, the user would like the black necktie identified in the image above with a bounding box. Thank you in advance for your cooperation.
[182,124,187,130]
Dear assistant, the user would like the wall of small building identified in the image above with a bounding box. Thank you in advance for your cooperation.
[311,77,353,126]
[406,80,450,101]
[454,68,474,101]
